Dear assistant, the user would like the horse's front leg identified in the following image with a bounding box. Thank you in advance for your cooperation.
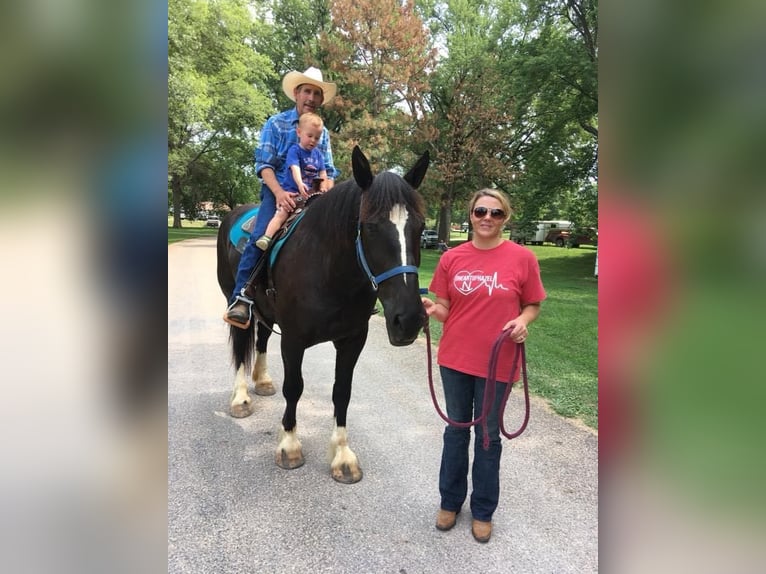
[275,341,305,469]
[328,333,367,484]
[329,425,362,484]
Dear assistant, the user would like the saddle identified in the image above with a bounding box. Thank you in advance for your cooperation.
[249,192,322,290]
[230,207,261,254]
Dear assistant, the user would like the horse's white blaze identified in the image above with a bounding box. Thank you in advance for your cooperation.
[231,364,250,406]
[389,204,410,284]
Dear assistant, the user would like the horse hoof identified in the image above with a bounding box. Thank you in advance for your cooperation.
[230,402,254,418]
[275,450,305,470]
[254,382,276,396]
[332,463,363,484]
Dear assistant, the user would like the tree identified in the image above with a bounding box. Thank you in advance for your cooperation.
[248,0,333,102]
[421,0,515,239]
[188,137,260,211]
[495,0,598,227]
[320,0,437,171]
[168,0,274,227]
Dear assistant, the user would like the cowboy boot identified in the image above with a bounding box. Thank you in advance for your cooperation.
[435,509,458,531]
[223,253,262,329]
[471,519,492,543]
[224,290,253,329]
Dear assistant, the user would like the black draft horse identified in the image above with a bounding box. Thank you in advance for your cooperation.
[217,146,429,483]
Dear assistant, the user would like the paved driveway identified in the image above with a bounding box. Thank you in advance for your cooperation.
[168,237,598,573]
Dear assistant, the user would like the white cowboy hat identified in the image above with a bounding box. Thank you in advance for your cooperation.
[282,66,337,104]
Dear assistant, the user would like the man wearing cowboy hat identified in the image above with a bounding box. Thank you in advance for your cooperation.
[225,67,340,328]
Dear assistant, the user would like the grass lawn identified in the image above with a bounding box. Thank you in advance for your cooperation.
[168,218,218,244]
[419,235,598,430]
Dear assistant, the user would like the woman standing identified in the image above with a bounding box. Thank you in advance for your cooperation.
[422,188,546,543]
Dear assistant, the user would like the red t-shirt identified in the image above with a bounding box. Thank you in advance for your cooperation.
[429,240,546,383]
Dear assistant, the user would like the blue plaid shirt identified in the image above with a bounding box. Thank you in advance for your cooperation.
[254,107,340,186]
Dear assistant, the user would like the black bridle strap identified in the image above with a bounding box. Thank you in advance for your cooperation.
[424,324,530,448]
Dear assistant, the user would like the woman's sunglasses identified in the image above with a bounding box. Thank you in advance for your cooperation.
[472,206,505,220]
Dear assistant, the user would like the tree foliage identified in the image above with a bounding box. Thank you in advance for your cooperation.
[168,0,273,227]
[167,0,598,244]
[495,0,598,227]
[421,0,516,237]
[320,0,437,171]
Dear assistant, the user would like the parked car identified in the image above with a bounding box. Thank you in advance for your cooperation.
[420,229,439,249]
[545,226,597,248]
[511,220,571,245]
[205,216,221,228]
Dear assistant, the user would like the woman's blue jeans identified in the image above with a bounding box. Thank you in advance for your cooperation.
[438,366,507,522]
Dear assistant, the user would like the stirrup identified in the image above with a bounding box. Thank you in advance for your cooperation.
[223,294,254,329]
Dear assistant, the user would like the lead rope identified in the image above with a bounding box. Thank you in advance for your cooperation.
[423,321,531,449]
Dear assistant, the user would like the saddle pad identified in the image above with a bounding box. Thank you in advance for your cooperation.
[269,210,307,267]
[228,206,260,254]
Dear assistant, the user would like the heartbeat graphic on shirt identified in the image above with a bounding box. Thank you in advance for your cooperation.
[454,270,509,296]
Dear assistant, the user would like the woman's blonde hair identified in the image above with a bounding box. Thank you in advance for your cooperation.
[468,188,512,226]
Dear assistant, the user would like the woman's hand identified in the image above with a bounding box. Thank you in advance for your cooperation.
[503,320,529,343]
[504,303,541,343]
[422,296,449,322]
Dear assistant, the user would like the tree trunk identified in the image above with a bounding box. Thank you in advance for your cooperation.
[171,173,183,229]
[438,193,452,243]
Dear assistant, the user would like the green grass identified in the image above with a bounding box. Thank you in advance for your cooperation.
[419,238,598,430]
[168,218,218,244]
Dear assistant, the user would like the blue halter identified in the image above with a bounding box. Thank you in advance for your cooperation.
[355,222,418,291]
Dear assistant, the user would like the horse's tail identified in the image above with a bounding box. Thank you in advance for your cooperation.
[229,322,256,373]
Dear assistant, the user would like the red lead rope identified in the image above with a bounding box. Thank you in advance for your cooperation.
[424,323,531,449]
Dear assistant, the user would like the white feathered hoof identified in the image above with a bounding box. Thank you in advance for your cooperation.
[252,352,276,395]
[254,380,276,396]
[229,400,254,418]
[331,460,363,484]
[275,429,304,469]
[230,365,254,418]
[329,426,363,483]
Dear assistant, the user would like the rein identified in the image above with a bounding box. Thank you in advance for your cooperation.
[423,322,531,449]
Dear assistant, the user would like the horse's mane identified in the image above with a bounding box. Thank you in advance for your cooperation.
[302,171,426,246]
[360,172,425,226]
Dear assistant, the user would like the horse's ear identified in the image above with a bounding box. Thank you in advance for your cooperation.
[352,146,374,190]
[404,150,430,190]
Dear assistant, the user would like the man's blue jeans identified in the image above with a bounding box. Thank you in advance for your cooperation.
[230,185,276,304]
[438,365,507,522]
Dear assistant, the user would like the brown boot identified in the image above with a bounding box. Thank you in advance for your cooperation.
[435,509,458,531]
[471,519,492,543]
[223,299,251,329]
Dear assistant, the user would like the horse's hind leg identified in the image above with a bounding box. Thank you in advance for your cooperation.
[230,364,254,418]
[328,333,367,484]
[252,323,275,396]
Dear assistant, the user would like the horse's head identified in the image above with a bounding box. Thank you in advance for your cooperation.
[353,146,430,346]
